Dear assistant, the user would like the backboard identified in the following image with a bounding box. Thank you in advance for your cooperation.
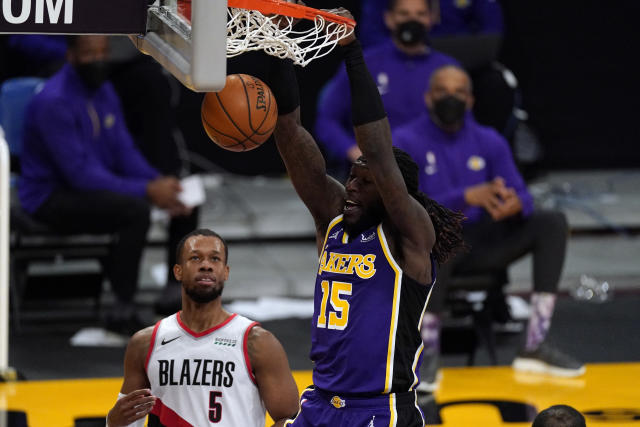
[130,0,228,92]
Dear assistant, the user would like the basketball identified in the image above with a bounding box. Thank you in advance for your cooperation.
[201,74,278,152]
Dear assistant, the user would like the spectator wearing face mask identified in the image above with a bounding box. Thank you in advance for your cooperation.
[393,65,584,392]
[315,0,460,177]
[358,0,504,48]
[18,35,190,335]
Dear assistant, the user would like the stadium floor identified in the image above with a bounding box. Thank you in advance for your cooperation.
[2,170,640,426]
[1,363,639,426]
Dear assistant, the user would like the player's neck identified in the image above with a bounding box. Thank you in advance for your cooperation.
[180,299,230,333]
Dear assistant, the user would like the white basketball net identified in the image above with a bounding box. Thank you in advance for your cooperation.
[226,8,354,67]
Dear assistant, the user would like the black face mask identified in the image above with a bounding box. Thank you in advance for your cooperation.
[75,61,111,91]
[394,20,428,47]
[432,95,467,126]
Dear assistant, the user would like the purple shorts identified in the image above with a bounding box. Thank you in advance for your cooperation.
[285,387,425,427]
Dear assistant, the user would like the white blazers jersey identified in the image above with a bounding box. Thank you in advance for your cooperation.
[146,312,266,427]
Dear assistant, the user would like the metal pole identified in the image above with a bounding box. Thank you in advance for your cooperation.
[0,128,16,381]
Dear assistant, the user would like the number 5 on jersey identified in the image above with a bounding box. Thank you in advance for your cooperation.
[209,391,222,423]
[317,280,352,330]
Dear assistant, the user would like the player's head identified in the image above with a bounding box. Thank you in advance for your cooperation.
[384,0,432,48]
[343,158,386,236]
[425,65,474,131]
[66,35,111,91]
[345,148,465,264]
[173,229,230,304]
[532,405,586,427]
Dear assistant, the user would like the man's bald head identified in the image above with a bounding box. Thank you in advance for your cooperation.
[428,65,473,96]
[425,65,474,131]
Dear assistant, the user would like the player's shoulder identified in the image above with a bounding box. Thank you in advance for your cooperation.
[246,324,280,350]
[471,119,508,146]
[127,325,156,354]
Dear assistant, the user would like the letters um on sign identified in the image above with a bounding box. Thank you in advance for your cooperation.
[2,0,74,25]
[0,0,148,34]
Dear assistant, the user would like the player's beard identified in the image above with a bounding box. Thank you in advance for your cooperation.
[184,282,224,304]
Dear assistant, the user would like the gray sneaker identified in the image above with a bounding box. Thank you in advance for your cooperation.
[512,342,585,377]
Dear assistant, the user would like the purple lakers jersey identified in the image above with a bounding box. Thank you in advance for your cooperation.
[311,215,435,394]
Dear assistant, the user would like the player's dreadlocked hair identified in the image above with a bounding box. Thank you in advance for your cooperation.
[393,147,466,265]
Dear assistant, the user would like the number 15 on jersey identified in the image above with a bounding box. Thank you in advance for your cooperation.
[317,280,352,330]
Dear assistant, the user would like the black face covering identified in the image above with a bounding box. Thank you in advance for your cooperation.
[432,95,467,126]
[394,20,428,47]
[75,61,111,91]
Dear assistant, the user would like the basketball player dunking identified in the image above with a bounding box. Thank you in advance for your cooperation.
[269,10,465,427]
[106,229,299,427]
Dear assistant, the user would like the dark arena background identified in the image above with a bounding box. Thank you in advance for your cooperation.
[1,1,639,426]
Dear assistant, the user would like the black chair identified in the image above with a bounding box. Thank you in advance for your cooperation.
[442,271,510,366]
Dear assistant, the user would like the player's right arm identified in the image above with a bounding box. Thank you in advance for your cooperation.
[269,59,345,248]
[106,327,156,427]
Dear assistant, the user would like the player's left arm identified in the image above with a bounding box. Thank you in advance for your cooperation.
[339,17,436,281]
[248,326,299,427]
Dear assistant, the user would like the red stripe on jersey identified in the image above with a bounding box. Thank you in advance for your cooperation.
[145,320,162,371]
[176,312,238,338]
[243,322,260,385]
[151,398,194,427]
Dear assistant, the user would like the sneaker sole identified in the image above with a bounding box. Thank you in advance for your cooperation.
[512,358,586,377]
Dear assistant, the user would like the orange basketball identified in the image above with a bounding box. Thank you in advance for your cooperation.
[201,74,278,152]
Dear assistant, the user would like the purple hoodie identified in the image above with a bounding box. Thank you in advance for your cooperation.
[393,111,533,223]
[19,63,159,213]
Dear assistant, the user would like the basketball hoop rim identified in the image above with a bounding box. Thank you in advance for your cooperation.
[228,0,356,28]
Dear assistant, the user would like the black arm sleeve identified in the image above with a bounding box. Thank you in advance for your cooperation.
[267,57,300,116]
[342,39,386,126]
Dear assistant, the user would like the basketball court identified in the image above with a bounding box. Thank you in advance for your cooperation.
[1,170,640,426]
[1,364,639,426]
[2,1,640,426]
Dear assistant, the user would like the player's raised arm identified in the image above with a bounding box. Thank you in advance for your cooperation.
[269,58,345,246]
[338,26,436,268]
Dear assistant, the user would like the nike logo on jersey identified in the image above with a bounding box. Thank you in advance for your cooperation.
[161,336,181,345]
[361,231,376,242]
[329,229,341,240]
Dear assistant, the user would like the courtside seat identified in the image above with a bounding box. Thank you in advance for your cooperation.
[442,271,509,366]
[8,180,116,329]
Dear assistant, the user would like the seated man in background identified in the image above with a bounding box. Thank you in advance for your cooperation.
[315,0,459,177]
[393,65,584,390]
[359,0,504,48]
[18,35,188,335]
